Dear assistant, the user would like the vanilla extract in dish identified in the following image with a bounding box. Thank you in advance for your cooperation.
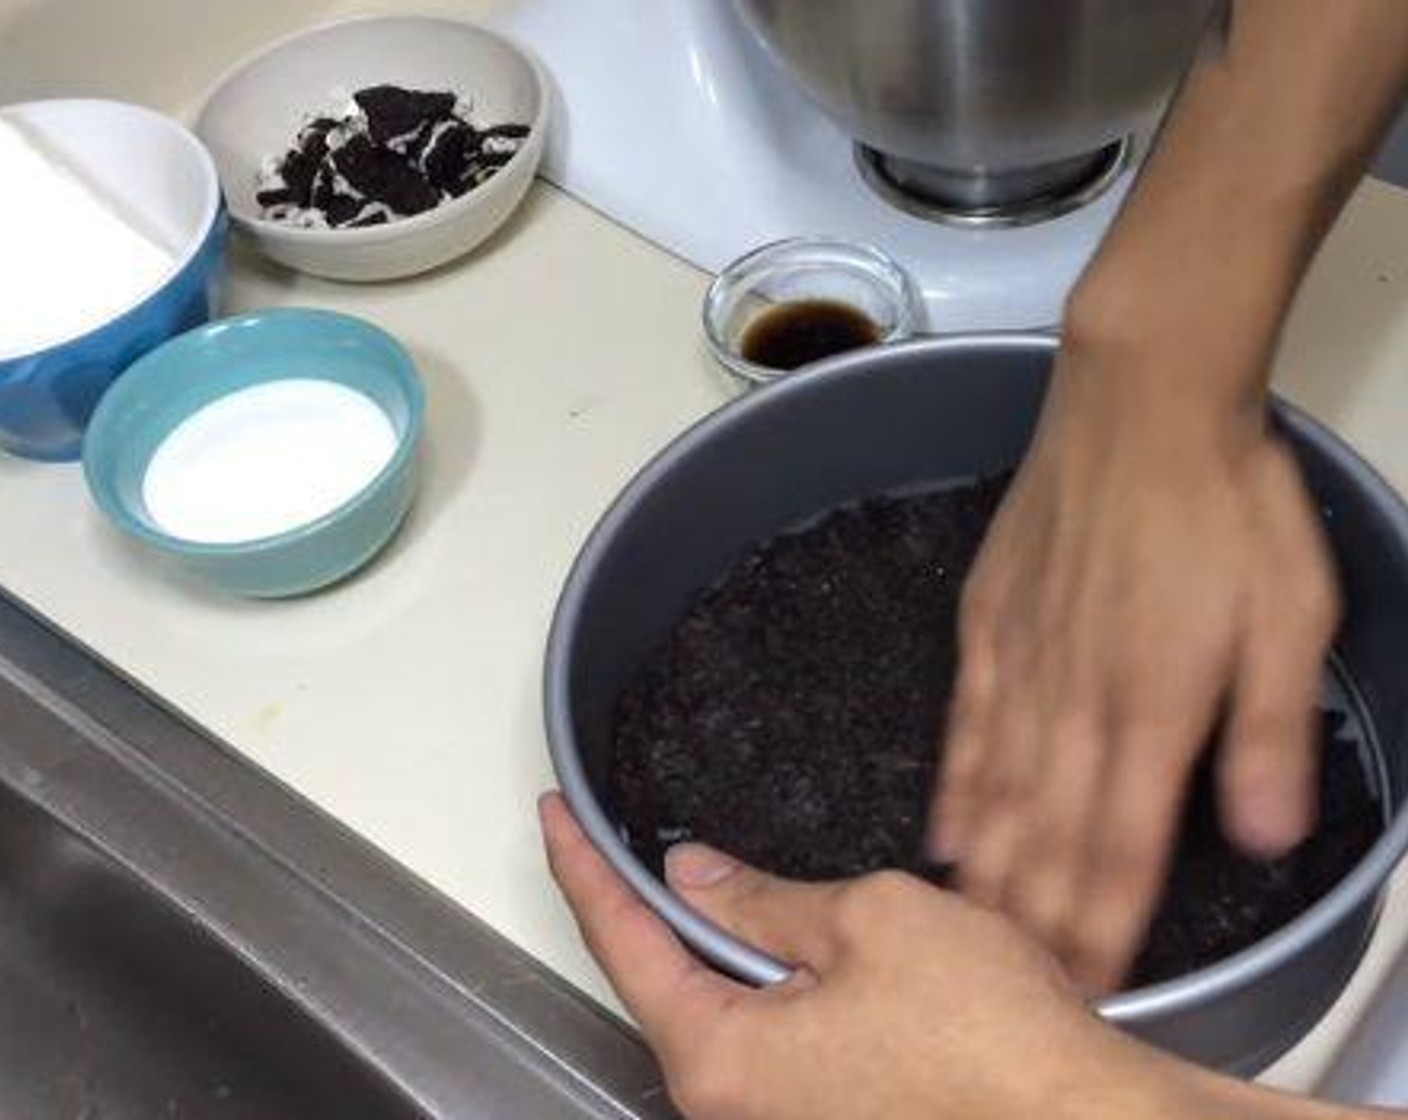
[740,299,883,371]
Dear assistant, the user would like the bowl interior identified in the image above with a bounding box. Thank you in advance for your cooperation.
[83,309,420,550]
[553,336,1408,985]
[564,341,1042,795]
[195,16,544,228]
[0,99,220,362]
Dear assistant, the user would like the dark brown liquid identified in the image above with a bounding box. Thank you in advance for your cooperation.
[741,299,882,371]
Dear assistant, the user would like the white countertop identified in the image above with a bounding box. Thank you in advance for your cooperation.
[3,0,1408,1095]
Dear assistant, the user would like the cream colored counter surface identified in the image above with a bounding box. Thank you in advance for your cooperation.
[4,0,1408,1096]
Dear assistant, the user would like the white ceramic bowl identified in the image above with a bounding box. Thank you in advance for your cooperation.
[194,15,548,282]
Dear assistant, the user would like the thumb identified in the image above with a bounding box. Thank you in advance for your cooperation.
[666,844,844,974]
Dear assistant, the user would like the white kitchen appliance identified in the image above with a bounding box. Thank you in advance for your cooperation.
[491,0,1141,332]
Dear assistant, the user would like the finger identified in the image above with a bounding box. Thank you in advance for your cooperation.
[930,643,996,861]
[1219,447,1340,857]
[539,793,738,1048]
[955,651,1049,909]
[665,843,846,972]
[933,484,1042,864]
[1000,709,1107,950]
[1218,589,1335,858]
[951,710,1030,912]
[1065,739,1192,993]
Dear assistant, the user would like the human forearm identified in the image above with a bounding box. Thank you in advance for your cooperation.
[543,794,1404,1120]
[1070,0,1408,421]
[1178,1066,1400,1120]
[936,0,1408,991]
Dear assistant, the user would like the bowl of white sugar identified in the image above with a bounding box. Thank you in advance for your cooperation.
[81,309,424,598]
[0,99,226,461]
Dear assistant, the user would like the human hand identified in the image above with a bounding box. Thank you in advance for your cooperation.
[539,791,1196,1120]
[931,336,1340,992]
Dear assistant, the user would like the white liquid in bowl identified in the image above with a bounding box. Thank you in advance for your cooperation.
[142,379,398,544]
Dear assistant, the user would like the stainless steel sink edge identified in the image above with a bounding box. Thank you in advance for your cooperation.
[0,587,678,1119]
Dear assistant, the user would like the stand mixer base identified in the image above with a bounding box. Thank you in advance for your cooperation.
[855,137,1134,229]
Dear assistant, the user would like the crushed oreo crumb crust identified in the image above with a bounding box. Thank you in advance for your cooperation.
[609,478,1384,987]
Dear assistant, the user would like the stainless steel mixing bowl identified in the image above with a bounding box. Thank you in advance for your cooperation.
[733,0,1222,218]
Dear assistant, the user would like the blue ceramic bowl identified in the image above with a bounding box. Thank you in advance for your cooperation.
[82,309,425,598]
[0,100,227,461]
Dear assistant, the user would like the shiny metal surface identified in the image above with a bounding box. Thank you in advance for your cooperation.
[0,588,677,1118]
[0,781,423,1119]
[733,0,1221,212]
[1320,937,1408,1106]
[854,137,1133,228]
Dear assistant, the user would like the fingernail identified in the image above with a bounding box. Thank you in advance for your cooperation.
[930,815,965,863]
[666,843,740,889]
[928,820,954,862]
[1233,790,1310,858]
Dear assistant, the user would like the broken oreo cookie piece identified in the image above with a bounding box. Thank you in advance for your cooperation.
[255,117,338,210]
[354,85,457,148]
[331,133,442,217]
[418,120,477,194]
[255,84,531,230]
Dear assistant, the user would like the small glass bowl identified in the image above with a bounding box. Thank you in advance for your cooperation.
[703,236,924,387]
